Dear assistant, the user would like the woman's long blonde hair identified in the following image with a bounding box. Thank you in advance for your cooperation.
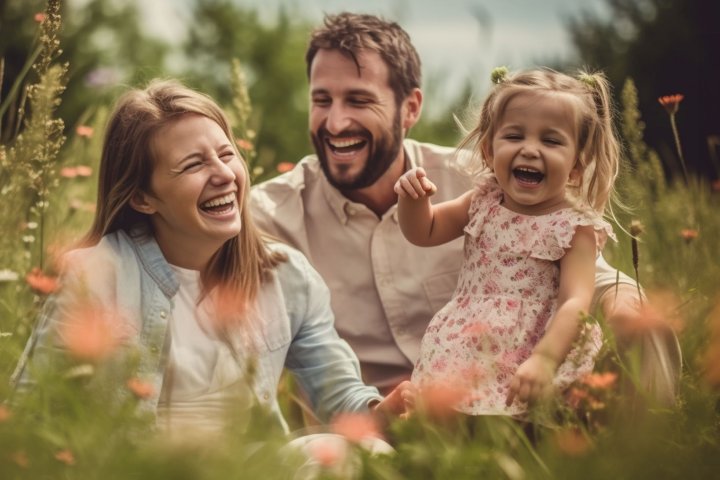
[84,79,284,310]
[460,68,621,215]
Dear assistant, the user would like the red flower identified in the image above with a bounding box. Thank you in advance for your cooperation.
[25,267,58,294]
[658,94,684,115]
[331,413,381,443]
[60,167,78,178]
[54,449,75,466]
[680,228,699,241]
[126,378,155,399]
[75,125,94,138]
[276,162,295,173]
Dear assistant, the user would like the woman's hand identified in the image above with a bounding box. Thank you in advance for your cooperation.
[393,167,437,199]
[505,353,557,406]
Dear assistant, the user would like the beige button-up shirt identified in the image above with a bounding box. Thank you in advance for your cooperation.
[250,139,633,391]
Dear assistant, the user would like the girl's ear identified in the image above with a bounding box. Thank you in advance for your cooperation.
[568,164,583,187]
[481,142,494,170]
[129,190,156,214]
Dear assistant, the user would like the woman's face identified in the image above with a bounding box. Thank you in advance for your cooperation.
[132,114,245,268]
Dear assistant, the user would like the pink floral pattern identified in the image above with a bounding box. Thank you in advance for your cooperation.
[412,176,613,416]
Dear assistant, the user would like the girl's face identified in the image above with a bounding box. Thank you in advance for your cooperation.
[131,114,245,269]
[485,92,580,215]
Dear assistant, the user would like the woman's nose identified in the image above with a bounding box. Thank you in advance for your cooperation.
[209,156,236,184]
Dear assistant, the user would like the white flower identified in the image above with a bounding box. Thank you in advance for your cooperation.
[0,269,19,282]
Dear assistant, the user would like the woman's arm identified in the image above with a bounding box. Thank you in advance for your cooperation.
[506,225,597,405]
[395,167,473,247]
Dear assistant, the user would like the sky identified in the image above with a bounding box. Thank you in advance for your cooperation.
[137,0,612,113]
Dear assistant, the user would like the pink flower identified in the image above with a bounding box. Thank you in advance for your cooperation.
[25,267,58,294]
[34,12,46,23]
[60,167,79,178]
[59,307,121,362]
[126,378,155,399]
[331,413,380,443]
[54,449,75,466]
[75,165,93,177]
[75,125,94,138]
[276,162,295,173]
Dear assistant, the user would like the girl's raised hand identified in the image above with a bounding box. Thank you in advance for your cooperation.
[394,167,437,199]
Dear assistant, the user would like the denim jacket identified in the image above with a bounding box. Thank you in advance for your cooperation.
[12,225,382,430]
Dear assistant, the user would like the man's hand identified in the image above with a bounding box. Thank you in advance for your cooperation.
[506,353,557,406]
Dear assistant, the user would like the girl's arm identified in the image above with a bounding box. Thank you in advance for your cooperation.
[506,225,597,405]
[394,167,473,247]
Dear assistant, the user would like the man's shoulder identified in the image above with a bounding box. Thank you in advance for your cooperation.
[252,155,322,204]
[404,138,468,171]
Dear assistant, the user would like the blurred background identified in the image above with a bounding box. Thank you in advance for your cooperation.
[2,0,718,181]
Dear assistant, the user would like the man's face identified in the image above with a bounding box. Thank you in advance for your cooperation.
[309,49,404,191]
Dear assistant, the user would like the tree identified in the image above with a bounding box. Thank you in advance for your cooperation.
[567,0,720,181]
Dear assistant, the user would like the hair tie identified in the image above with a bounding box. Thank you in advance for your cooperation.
[491,66,509,85]
[577,72,597,89]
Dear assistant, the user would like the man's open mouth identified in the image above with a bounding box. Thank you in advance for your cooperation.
[326,136,368,154]
[512,167,544,184]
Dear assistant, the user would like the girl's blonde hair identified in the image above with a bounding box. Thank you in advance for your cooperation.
[84,79,284,312]
[460,68,621,214]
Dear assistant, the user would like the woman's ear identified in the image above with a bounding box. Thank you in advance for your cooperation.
[129,190,156,214]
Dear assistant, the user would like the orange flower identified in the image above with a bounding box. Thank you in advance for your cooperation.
[553,428,593,456]
[25,267,58,294]
[126,378,155,399]
[331,413,381,443]
[0,404,11,422]
[75,125,94,138]
[566,386,590,409]
[34,12,46,23]
[60,167,78,178]
[581,372,618,389]
[276,162,295,173]
[11,451,29,468]
[54,449,75,466]
[680,228,699,241]
[235,138,253,150]
[75,165,93,177]
[59,307,121,361]
[417,380,470,419]
[702,301,720,388]
[658,94,684,115]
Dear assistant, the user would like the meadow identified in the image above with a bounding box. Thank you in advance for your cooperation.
[1,2,719,478]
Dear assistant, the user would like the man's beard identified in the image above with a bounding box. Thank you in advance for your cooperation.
[311,109,403,191]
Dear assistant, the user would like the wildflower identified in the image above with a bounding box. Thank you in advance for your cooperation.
[566,387,590,409]
[60,167,78,178]
[712,179,720,192]
[276,162,295,173]
[75,125,94,138]
[581,372,618,389]
[127,378,155,399]
[235,138,253,150]
[59,307,121,361]
[54,449,75,466]
[11,451,29,468]
[25,267,58,294]
[658,94,684,115]
[34,12,46,23]
[553,428,592,456]
[0,404,11,422]
[75,165,93,177]
[417,380,469,419]
[310,437,347,468]
[680,228,699,242]
[0,269,19,282]
[331,413,381,443]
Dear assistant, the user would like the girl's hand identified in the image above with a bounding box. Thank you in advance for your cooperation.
[372,381,417,424]
[505,353,557,406]
[394,167,437,199]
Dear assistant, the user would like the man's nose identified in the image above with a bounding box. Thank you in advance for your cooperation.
[325,103,352,135]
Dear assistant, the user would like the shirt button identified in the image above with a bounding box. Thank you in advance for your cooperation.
[263,392,270,401]
[159,310,167,319]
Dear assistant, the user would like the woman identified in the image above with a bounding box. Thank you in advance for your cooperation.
[13,79,405,434]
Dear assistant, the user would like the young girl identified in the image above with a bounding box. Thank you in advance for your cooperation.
[394,68,620,416]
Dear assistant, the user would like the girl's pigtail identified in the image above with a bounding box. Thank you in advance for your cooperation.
[577,70,621,215]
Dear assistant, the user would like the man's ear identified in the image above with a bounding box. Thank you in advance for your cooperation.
[401,88,423,132]
[128,190,156,215]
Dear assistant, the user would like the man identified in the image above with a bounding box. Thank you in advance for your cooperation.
[250,12,680,401]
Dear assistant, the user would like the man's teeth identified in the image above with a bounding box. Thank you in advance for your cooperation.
[201,193,235,208]
[329,138,363,148]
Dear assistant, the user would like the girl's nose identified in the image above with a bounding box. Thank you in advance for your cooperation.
[520,142,540,158]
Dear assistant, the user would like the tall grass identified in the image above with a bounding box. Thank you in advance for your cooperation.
[1,2,719,478]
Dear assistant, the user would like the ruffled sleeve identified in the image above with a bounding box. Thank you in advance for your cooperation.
[464,174,503,237]
[529,208,616,261]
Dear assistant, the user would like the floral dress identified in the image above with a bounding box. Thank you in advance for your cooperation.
[411,176,614,416]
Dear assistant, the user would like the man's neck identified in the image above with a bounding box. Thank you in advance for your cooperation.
[342,151,406,217]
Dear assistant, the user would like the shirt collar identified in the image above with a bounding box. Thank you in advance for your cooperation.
[127,223,180,298]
